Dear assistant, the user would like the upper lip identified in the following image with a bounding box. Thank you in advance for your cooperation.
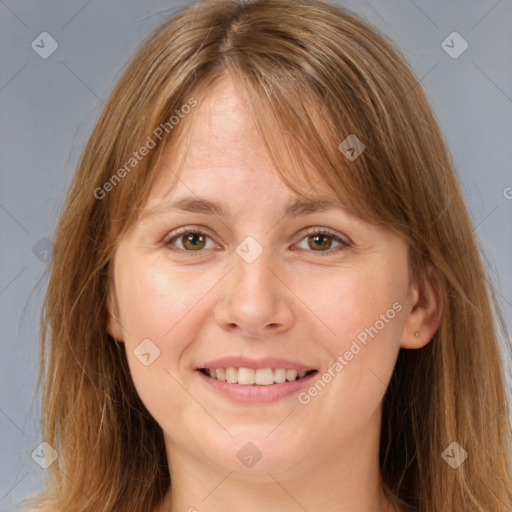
[197,356,315,371]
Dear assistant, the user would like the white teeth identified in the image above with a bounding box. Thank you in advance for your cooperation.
[255,368,275,385]
[225,367,237,383]
[286,369,298,381]
[274,368,287,383]
[238,367,255,385]
[203,367,311,385]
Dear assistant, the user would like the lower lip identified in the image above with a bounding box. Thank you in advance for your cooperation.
[196,370,317,404]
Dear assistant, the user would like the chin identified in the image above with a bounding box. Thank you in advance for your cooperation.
[201,428,308,475]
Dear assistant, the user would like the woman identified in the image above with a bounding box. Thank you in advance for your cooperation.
[28,0,512,510]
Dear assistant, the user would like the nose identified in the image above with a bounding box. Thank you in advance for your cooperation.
[213,246,295,339]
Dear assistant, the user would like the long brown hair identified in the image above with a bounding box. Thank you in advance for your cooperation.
[29,0,512,510]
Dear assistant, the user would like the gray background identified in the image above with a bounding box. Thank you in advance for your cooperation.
[1,0,511,509]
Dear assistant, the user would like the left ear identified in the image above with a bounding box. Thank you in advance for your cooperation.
[401,262,444,349]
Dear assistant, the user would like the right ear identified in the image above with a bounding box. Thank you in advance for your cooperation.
[106,291,123,342]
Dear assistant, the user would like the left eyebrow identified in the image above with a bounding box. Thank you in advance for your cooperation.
[141,195,346,220]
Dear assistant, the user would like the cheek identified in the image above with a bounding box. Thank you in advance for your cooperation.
[296,264,406,417]
[301,264,406,356]
[116,256,203,344]
[113,255,202,392]
[113,255,207,423]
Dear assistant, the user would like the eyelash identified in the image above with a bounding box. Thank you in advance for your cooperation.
[163,226,351,257]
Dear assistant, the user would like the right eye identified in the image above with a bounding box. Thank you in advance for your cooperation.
[163,227,218,254]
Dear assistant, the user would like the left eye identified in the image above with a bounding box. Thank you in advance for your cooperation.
[295,229,349,254]
[164,228,349,256]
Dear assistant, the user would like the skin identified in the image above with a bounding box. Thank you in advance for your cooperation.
[108,74,442,512]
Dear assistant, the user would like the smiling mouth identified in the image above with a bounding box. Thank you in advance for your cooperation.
[199,367,317,385]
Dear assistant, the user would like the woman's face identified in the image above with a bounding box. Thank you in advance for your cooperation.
[109,75,416,477]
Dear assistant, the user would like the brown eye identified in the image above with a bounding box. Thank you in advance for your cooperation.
[307,233,334,251]
[165,229,215,253]
[181,232,206,250]
[295,229,350,256]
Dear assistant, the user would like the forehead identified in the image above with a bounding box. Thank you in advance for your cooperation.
[179,76,276,174]
[146,74,338,208]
